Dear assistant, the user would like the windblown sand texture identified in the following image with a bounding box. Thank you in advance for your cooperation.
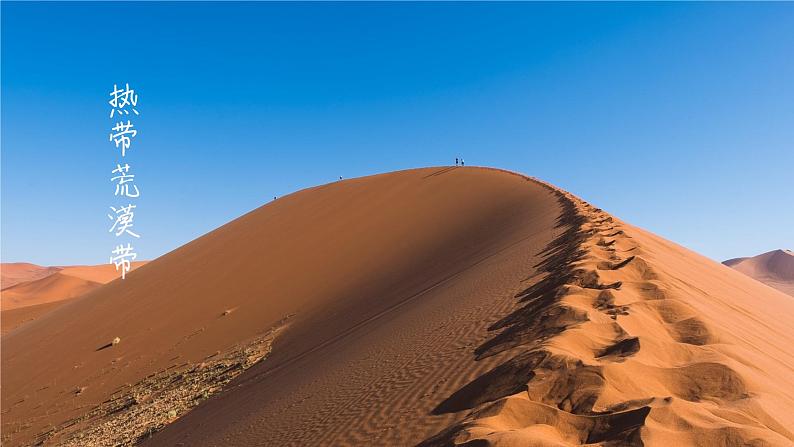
[2,167,792,446]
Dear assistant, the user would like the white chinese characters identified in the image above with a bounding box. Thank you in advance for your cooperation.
[109,83,139,118]
[110,243,138,279]
[108,83,142,279]
[108,204,140,238]
[109,120,137,157]
[111,163,140,198]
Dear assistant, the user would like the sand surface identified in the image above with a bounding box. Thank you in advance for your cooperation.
[1,300,78,336]
[2,167,793,446]
[724,249,794,296]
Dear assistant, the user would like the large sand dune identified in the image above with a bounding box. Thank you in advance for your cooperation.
[2,167,792,446]
[724,249,794,296]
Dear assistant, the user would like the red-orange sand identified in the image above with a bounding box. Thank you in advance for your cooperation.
[2,167,792,446]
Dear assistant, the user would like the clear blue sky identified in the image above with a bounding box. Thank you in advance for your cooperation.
[2,2,792,265]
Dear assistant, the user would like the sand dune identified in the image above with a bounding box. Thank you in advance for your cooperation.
[1,273,102,311]
[1,263,60,290]
[2,167,793,446]
[724,249,794,296]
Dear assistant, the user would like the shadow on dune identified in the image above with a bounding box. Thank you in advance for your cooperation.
[422,185,649,447]
[431,189,588,414]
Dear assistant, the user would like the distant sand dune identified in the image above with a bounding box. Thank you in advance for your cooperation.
[1,272,102,311]
[1,167,792,446]
[1,262,147,333]
[0,263,60,290]
[724,249,794,296]
[58,263,148,285]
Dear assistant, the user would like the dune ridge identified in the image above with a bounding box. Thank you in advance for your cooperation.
[419,178,794,446]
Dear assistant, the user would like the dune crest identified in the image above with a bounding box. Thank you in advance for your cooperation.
[420,180,794,446]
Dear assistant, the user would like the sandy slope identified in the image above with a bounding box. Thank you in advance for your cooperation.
[2,167,793,446]
[724,249,794,296]
[1,167,560,446]
[1,300,79,336]
[1,262,147,333]
[417,185,794,446]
